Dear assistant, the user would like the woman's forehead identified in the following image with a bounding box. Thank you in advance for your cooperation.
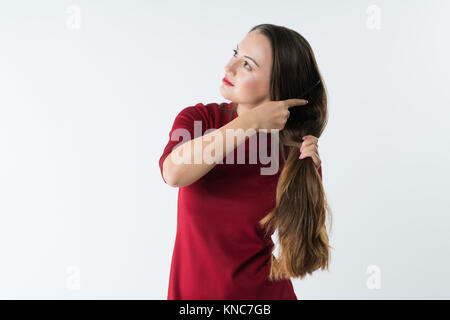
[238,32,272,69]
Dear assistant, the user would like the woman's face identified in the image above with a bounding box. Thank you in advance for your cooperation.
[220,31,272,107]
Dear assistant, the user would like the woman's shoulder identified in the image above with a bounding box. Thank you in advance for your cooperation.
[186,101,236,122]
[193,101,234,112]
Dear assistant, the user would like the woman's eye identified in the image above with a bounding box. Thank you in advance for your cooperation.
[232,49,252,70]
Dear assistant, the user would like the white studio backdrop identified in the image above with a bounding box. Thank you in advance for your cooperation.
[0,0,449,299]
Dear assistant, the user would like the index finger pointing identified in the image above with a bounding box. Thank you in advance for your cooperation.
[283,99,309,109]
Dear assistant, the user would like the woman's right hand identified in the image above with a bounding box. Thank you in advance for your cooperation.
[246,99,309,130]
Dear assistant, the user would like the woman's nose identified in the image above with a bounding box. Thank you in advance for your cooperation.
[224,61,236,74]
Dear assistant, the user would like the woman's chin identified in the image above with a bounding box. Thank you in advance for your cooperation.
[219,87,232,100]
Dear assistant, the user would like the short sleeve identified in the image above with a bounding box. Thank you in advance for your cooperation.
[158,104,212,184]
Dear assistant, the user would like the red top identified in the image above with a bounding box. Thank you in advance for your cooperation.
[159,102,322,300]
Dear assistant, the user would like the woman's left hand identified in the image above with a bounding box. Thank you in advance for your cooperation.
[299,135,321,169]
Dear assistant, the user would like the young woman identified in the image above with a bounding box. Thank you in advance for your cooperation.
[159,23,332,300]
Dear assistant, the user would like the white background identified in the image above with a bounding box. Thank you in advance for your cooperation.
[0,0,449,299]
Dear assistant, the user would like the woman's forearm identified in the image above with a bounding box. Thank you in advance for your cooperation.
[163,114,258,187]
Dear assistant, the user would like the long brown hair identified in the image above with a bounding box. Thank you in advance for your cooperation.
[239,24,333,281]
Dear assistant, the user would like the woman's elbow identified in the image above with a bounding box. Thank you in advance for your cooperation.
[165,175,179,187]
[162,158,180,187]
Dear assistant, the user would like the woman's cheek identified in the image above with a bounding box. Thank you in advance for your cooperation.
[241,80,260,99]
[248,79,268,100]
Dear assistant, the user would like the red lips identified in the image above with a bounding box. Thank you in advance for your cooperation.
[222,77,234,86]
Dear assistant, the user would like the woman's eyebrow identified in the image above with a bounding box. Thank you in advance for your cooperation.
[236,44,260,68]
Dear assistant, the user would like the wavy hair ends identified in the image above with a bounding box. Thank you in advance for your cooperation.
[250,23,333,281]
[259,151,333,280]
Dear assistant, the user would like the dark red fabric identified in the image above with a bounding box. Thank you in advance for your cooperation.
[159,102,322,300]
